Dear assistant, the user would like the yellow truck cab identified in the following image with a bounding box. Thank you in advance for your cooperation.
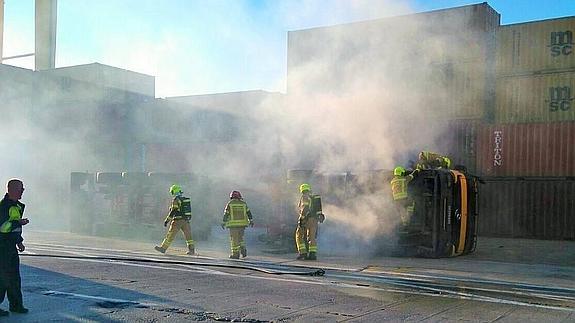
[397,168,480,258]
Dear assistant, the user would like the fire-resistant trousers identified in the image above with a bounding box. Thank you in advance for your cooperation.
[0,240,23,309]
[160,218,194,250]
[229,227,246,257]
[395,198,415,226]
[295,217,318,254]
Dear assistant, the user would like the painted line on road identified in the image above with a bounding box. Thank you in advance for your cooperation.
[43,290,153,308]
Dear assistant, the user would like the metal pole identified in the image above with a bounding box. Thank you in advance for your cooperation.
[3,53,35,60]
[0,0,4,64]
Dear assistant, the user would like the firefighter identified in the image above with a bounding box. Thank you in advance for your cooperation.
[154,184,194,255]
[390,167,418,226]
[221,191,253,259]
[0,179,30,315]
[295,183,325,261]
[416,151,451,170]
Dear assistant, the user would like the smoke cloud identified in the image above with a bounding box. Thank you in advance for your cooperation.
[0,1,489,257]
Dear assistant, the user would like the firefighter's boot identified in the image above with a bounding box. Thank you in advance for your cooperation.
[229,254,240,259]
[240,247,247,258]
[296,253,307,260]
[186,246,195,255]
[307,252,317,261]
[154,246,166,254]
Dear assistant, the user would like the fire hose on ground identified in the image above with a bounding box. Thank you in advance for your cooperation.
[20,253,326,277]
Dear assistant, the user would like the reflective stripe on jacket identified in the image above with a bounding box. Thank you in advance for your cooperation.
[223,199,251,228]
[391,176,408,201]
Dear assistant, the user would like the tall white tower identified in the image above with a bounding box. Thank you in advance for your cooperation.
[35,0,57,70]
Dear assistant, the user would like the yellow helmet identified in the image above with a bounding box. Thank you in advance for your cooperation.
[393,166,406,176]
[299,183,311,193]
[169,184,182,195]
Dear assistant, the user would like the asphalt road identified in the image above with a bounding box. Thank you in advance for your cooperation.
[1,231,574,322]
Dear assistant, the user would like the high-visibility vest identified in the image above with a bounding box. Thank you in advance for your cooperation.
[0,201,24,233]
[390,176,408,201]
[224,199,250,228]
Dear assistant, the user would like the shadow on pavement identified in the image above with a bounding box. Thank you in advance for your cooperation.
[0,264,209,322]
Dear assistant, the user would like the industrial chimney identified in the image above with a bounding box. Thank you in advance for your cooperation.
[35,0,57,70]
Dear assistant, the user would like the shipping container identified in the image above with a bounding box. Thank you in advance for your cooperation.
[496,16,575,76]
[434,120,479,173]
[421,61,489,120]
[476,122,575,177]
[287,3,499,96]
[479,177,575,240]
[495,71,575,123]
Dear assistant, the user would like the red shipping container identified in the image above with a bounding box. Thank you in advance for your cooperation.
[477,122,575,176]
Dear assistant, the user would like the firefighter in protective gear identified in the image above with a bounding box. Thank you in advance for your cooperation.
[416,151,451,170]
[221,190,253,259]
[295,183,324,261]
[0,179,30,315]
[154,184,194,255]
[390,167,418,226]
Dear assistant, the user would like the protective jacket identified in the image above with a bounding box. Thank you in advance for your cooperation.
[164,195,192,222]
[417,151,451,170]
[298,193,323,219]
[390,173,415,201]
[0,194,25,310]
[0,194,25,241]
[222,199,252,228]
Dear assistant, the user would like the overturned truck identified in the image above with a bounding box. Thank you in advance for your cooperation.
[398,168,480,258]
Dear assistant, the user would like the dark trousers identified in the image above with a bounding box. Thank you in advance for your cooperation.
[0,242,23,309]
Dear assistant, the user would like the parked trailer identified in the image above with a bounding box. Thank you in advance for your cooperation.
[69,171,215,240]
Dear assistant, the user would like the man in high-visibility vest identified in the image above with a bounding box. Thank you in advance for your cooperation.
[416,151,451,170]
[221,190,253,259]
[295,183,325,261]
[0,179,30,315]
[155,184,194,255]
[390,167,418,226]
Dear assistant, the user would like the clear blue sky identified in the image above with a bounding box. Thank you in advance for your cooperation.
[3,0,574,97]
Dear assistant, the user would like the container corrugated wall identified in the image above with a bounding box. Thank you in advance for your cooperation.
[496,17,575,76]
[495,71,575,123]
[287,3,499,121]
[434,120,479,173]
[479,178,575,240]
[476,122,575,176]
[424,61,488,119]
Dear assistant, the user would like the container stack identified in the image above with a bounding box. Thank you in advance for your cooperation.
[477,16,575,239]
[418,4,499,175]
